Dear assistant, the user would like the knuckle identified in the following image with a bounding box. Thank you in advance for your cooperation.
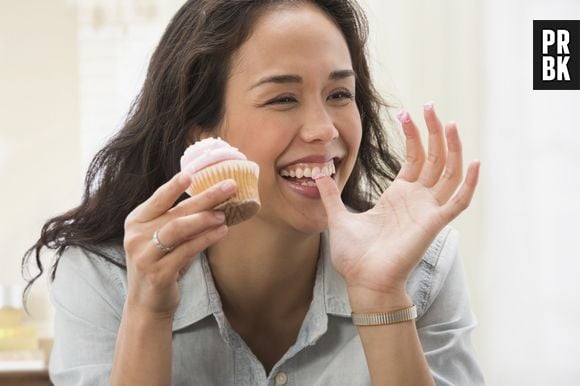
[206,184,225,200]
[123,233,141,253]
[201,211,220,224]
[406,153,423,164]
[164,220,178,235]
[442,169,455,181]
[193,185,229,208]
[150,196,166,213]
[427,152,441,165]
[124,212,137,229]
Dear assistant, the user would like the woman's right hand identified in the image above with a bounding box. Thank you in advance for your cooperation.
[122,172,237,319]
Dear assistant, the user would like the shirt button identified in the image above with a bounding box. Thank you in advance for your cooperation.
[275,371,288,385]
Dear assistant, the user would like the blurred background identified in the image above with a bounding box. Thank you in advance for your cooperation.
[1,0,579,384]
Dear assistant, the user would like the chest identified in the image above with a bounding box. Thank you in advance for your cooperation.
[171,317,369,386]
[246,333,297,374]
[234,320,303,374]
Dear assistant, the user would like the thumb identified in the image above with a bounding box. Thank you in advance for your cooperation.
[314,174,346,222]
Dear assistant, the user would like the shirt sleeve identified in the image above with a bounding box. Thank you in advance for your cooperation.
[415,230,486,386]
[48,246,125,386]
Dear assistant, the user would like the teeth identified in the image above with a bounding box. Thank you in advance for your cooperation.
[299,180,317,187]
[279,159,337,179]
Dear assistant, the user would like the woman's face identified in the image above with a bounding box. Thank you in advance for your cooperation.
[217,4,362,233]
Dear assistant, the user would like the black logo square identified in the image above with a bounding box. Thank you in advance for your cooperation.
[533,20,580,90]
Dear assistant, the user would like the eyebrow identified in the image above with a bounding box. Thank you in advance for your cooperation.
[249,69,355,90]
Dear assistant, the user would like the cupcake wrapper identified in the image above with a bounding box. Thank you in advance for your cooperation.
[186,160,260,225]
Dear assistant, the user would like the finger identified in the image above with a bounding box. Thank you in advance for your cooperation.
[418,102,447,187]
[156,223,228,281]
[313,174,347,223]
[130,172,191,223]
[440,161,480,222]
[395,109,426,182]
[155,210,226,251]
[170,179,237,216]
[432,123,464,204]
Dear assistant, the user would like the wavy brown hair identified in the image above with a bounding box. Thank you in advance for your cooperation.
[22,0,401,302]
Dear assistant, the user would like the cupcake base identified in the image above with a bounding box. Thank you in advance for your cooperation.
[215,199,260,226]
[186,159,260,226]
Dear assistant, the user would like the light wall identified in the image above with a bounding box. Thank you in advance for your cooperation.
[0,0,81,335]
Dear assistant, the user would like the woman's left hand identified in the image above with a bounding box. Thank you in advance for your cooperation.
[315,104,480,309]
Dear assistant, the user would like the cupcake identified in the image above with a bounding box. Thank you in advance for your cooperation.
[180,137,260,226]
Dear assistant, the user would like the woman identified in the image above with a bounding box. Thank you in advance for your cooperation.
[24,0,485,385]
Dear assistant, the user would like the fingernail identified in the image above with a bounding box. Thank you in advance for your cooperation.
[312,172,324,180]
[396,109,411,123]
[423,101,435,111]
[220,180,236,192]
[215,211,226,223]
[178,172,191,184]
[217,224,228,235]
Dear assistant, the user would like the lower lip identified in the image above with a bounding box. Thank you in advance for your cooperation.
[279,175,335,199]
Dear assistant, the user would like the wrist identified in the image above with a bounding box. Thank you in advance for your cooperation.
[123,301,175,325]
[347,286,412,313]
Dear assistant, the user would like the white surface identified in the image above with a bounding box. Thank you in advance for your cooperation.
[480,1,580,385]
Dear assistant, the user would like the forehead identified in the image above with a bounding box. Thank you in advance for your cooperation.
[229,3,353,81]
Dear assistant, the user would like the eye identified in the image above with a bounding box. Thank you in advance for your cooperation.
[328,89,354,103]
[265,95,298,105]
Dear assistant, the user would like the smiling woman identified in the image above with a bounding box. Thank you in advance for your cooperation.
[215,4,361,232]
[22,1,484,385]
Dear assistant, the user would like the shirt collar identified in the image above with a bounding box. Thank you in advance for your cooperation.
[320,230,352,317]
[171,230,351,332]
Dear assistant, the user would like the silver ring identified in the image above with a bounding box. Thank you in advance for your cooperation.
[152,230,173,253]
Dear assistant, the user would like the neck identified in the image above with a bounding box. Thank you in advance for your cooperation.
[206,217,321,323]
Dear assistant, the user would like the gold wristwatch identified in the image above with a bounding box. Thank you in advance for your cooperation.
[351,304,417,326]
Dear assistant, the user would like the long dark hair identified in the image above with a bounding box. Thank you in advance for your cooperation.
[22,0,401,302]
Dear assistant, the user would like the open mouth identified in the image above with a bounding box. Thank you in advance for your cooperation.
[278,158,339,186]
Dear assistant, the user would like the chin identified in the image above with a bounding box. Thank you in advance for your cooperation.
[288,210,328,235]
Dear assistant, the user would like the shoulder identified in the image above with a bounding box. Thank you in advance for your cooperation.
[406,226,460,317]
[50,243,128,330]
[54,243,127,288]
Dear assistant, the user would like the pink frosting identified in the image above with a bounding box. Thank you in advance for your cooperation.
[180,137,247,175]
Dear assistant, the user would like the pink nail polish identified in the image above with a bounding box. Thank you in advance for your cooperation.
[396,109,411,123]
[423,101,435,111]
[312,172,324,180]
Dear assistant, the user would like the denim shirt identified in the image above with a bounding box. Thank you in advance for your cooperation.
[49,227,485,385]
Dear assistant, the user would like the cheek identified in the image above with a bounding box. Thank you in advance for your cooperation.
[237,134,288,166]
[341,120,362,159]
[221,112,293,156]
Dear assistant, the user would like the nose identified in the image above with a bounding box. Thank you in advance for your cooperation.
[299,102,339,143]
